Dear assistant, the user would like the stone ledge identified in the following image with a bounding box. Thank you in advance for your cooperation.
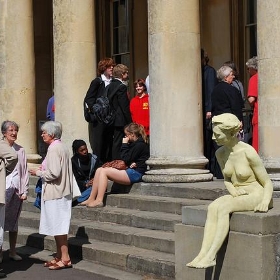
[181,198,280,235]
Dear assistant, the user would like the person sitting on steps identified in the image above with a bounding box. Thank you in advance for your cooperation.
[80,123,150,208]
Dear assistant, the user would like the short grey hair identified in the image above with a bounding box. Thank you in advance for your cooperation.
[217,66,233,81]
[41,121,62,139]
[246,56,258,70]
[1,121,19,135]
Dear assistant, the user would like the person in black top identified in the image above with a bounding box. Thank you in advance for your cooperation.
[211,65,244,122]
[211,65,244,179]
[71,139,101,205]
[79,123,149,208]
[84,58,115,163]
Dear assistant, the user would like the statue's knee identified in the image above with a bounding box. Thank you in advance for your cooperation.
[208,201,218,212]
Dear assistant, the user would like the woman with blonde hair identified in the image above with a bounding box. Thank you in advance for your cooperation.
[81,123,150,208]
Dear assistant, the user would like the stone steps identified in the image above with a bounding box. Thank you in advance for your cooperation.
[129,181,226,200]
[17,177,226,279]
[19,209,175,254]
[16,226,175,279]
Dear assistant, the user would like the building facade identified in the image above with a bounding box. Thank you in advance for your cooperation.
[1,0,280,185]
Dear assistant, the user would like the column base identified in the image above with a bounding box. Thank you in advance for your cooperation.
[143,157,213,183]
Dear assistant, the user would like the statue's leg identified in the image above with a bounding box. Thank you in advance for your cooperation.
[186,199,221,267]
[194,193,262,268]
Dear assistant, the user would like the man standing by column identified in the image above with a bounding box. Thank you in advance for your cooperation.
[201,49,218,174]
[84,58,115,163]
[0,138,18,277]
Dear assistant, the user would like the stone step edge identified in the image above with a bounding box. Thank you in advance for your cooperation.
[20,210,175,239]
[19,211,175,254]
[3,241,147,280]
[16,227,175,278]
[17,226,175,262]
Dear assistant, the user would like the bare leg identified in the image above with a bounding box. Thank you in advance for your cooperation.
[86,168,130,207]
[54,235,70,262]
[80,168,102,205]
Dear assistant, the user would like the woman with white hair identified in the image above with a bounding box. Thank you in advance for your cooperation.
[212,65,244,122]
[30,121,72,270]
[0,121,29,262]
[246,56,258,152]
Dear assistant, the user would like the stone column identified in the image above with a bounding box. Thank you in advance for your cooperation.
[53,0,96,150]
[144,0,212,183]
[0,0,40,163]
[257,0,280,190]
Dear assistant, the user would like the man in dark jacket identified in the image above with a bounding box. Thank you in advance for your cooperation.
[84,58,115,163]
[106,64,132,160]
[201,49,218,173]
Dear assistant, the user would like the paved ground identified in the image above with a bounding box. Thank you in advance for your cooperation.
[0,244,111,280]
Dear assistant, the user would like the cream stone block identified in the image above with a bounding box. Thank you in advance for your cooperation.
[257,0,280,58]
[0,0,37,156]
[53,0,96,150]
[148,0,200,34]
[149,31,202,158]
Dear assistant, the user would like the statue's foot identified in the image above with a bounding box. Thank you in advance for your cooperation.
[186,254,204,268]
[186,261,197,268]
[192,258,216,269]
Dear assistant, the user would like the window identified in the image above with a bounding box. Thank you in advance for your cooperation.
[245,0,257,58]
[112,0,130,68]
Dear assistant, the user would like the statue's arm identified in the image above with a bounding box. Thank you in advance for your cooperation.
[247,150,273,212]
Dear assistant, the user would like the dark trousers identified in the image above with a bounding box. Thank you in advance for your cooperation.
[88,122,113,164]
[203,118,223,179]
[112,126,125,160]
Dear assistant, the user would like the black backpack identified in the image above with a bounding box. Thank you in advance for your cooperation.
[84,77,104,123]
[91,86,115,124]
[84,79,122,125]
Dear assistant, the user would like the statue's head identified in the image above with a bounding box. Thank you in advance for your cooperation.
[212,113,241,145]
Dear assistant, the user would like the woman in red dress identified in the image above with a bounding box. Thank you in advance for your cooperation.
[246,56,258,152]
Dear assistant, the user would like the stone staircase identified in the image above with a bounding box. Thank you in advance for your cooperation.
[17,176,226,279]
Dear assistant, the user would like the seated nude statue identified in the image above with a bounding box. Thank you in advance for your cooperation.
[187,113,273,269]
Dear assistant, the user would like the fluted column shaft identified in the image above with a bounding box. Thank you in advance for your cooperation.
[258,0,280,189]
[144,0,212,182]
[53,0,96,149]
[0,0,39,162]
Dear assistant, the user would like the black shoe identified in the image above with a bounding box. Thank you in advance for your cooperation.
[0,272,6,278]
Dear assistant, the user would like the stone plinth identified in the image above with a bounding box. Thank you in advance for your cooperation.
[175,200,280,280]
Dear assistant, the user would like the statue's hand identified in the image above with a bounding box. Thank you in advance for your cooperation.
[229,188,248,197]
[254,202,269,213]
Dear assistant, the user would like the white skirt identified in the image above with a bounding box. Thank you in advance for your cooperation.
[39,193,72,236]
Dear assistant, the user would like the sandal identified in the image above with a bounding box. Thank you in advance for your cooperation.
[49,259,72,270]
[44,257,60,267]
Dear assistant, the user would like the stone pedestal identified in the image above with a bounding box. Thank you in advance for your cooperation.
[258,0,280,191]
[53,0,96,150]
[146,0,211,183]
[175,202,280,280]
[0,0,40,162]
